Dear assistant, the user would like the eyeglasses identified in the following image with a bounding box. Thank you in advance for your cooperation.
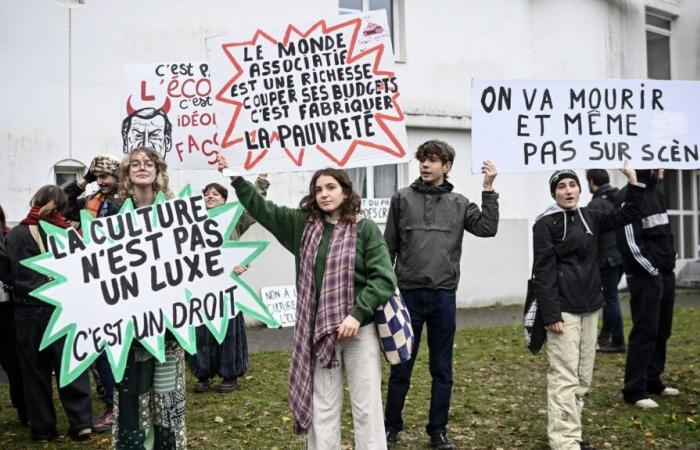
[129,159,156,170]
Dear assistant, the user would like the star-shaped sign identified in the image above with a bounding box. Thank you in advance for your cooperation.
[21,186,278,387]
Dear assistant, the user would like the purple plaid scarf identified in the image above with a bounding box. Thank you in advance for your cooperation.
[289,216,357,434]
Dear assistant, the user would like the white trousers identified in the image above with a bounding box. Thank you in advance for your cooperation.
[545,311,598,450]
[307,324,387,450]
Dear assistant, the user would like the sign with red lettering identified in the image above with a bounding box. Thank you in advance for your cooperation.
[205,11,409,174]
[122,62,220,169]
[472,79,700,173]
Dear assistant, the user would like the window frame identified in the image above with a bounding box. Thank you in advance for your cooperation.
[339,0,405,62]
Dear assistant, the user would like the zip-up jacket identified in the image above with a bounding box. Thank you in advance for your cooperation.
[384,178,499,291]
[587,183,622,268]
[615,182,675,276]
[6,224,51,306]
[533,184,644,325]
[0,228,9,284]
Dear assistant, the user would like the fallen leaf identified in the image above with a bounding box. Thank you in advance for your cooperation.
[214,416,224,423]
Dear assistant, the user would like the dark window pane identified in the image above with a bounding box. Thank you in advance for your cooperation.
[347,167,367,198]
[646,31,671,80]
[339,0,363,13]
[682,170,692,210]
[663,170,679,210]
[669,214,680,256]
[56,172,77,188]
[646,14,671,30]
[683,215,694,259]
[369,0,393,33]
[373,164,397,198]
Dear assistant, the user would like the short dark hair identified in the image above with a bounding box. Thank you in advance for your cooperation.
[202,183,228,201]
[299,168,361,223]
[415,140,455,165]
[121,107,173,154]
[585,169,609,187]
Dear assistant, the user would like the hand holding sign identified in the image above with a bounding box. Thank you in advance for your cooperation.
[481,160,498,192]
[21,188,279,387]
[620,159,638,185]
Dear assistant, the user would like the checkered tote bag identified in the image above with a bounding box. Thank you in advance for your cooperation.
[375,291,414,365]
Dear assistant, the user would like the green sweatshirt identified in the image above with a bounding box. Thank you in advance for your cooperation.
[231,177,397,325]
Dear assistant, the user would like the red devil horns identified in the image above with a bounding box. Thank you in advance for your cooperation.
[126,96,172,116]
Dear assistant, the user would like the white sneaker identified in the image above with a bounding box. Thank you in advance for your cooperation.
[661,387,680,396]
[634,398,660,409]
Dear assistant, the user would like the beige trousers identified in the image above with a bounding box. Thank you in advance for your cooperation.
[545,311,598,450]
[307,324,387,450]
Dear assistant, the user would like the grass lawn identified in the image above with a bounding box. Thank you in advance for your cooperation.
[0,306,697,449]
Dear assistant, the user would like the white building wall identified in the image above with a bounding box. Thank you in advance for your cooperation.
[1,0,698,308]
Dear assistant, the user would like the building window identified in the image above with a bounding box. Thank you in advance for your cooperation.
[53,159,85,188]
[645,12,671,79]
[339,0,405,61]
[662,170,698,259]
[645,11,697,259]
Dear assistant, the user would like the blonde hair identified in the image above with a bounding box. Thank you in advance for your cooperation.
[118,147,173,199]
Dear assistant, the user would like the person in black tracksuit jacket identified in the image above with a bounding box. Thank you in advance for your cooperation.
[585,170,625,352]
[533,165,642,450]
[616,169,678,408]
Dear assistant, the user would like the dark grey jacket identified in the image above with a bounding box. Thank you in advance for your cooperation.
[384,179,499,290]
[0,228,9,284]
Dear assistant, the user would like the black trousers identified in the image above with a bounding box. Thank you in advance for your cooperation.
[14,305,92,439]
[622,272,675,403]
[0,302,26,424]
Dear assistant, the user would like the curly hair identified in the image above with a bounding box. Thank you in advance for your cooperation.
[299,168,361,223]
[415,139,455,164]
[118,147,173,199]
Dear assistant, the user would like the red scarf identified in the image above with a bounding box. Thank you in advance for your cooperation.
[20,206,69,228]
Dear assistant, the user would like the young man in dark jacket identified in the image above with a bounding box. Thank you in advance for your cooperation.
[534,166,642,450]
[383,140,499,449]
[585,169,625,353]
[616,169,679,409]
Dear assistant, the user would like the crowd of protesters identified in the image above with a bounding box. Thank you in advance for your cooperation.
[0,140,682,450]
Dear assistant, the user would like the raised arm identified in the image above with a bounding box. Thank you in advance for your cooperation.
[230,177,301,253]
[234,176,270,237]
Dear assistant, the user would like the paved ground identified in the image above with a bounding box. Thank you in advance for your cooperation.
[247,289,700,354]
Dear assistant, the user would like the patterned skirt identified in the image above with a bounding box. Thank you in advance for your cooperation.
[188,313,249,380]
[113,341,186,449]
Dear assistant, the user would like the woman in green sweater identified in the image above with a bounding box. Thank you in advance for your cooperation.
[217,154,396,449]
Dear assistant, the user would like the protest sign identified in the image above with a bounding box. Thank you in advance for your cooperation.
[122,62,219,169]
[205,11,409,175]
[471,79,700,173]
[21,187,279,387]
[260,285,297,328]
[361,198,390,223]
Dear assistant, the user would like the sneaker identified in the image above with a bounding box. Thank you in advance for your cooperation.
[430,432,457,449]
[580,442,596,450]
[386,430,400,448]
[70,427,92,441]
[93,407,114,433]
[661,387,680,396]
[634,398,659,409]
[218,378,238,393]
[598,344,626,354]
[194,379,210,393]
